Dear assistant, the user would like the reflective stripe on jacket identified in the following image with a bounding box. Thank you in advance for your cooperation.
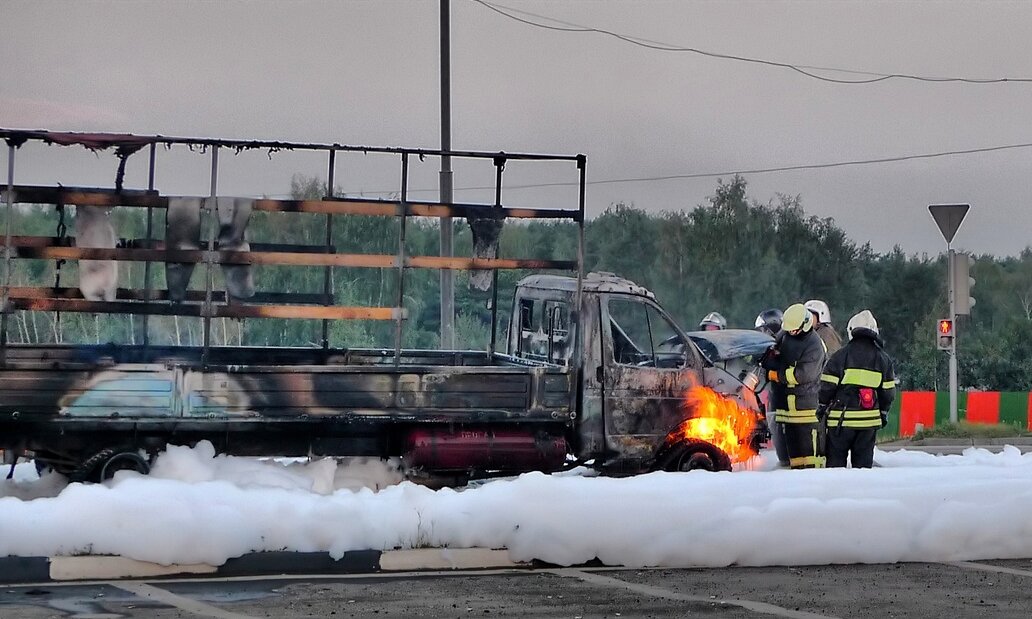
[764,329,826,424]
[818,328,896,429]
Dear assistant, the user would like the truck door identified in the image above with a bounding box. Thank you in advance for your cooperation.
[600,294,703,471]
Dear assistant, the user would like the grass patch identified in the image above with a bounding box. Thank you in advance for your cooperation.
[910,422,1030,441]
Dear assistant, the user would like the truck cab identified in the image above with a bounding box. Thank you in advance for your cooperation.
[509,272,770,474]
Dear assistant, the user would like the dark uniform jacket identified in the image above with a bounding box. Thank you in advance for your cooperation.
[818,328,896,429]
[762,328,826,424]
[815,323,844,356]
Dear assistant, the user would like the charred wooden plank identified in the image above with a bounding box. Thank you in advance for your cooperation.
[0,245,398,268]
[407,256,577,270]
[2,186,165,207]
[1,187,581,221]
[5,298,403,320]
[0,241,575,270]
[216,305,404,320]
[5,286,330,305]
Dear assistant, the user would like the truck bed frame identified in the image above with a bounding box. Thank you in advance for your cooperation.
[0,129,586,480]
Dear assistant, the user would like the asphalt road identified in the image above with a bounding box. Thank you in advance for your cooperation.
[3,559,1032,619]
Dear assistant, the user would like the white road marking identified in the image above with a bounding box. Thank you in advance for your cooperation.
[50,556,216,581]
[551,568,840,619]
[1,567,532,588]
[950,561,1032,578]
[112,581,259,619]
[379,548,519,571]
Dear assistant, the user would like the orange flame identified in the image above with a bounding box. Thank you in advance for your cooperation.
[673,386,759,462]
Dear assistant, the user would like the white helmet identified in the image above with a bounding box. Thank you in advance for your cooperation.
[846,309,878,340]
[804,299,831,324]
[699,311,727,330]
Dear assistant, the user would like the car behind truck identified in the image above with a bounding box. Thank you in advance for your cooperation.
[0,129,769,483]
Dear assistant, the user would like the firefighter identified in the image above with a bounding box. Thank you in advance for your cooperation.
[699,311,727,331]
[754,308,788,466]
[754,308,783,337]
[760,303,826,469]
[805,299,843,355]
[818,310,896,468]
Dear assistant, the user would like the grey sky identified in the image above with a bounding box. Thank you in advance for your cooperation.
[3,0,1032,256]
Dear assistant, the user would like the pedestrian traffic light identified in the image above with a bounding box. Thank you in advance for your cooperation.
[937,318,954,350]
[951,251,976,315]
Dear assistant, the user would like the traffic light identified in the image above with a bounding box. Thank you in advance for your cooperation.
[951,251,976,315]
[937,318,954,350]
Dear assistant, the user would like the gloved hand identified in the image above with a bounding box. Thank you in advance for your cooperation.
[879,411,888,429]
[767,370,779,382]
[817,403,829,422]
[759,346,779,369]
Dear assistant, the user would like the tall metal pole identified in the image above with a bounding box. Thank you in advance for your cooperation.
[947,246,958,423]
[929,203,969,424]
[439,0,455,350]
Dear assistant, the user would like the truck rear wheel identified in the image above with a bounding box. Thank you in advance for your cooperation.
[68,448,151,483]
[97,451,150,481]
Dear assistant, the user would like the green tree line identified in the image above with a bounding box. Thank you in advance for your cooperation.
[584,176,1032,392]
[4,174,1031,391]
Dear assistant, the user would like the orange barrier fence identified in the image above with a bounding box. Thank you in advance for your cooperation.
[885,391,1032,437]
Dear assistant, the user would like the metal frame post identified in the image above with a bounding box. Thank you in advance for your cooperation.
[0,144,14,365]
[139,142,157,347]
[394,153,409,366]
[201,146,218,364]
[488,157,504,356]
[322,148,336,350]
[574,155,586,375]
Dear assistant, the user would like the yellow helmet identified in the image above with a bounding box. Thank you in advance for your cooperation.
[782,303,814,333]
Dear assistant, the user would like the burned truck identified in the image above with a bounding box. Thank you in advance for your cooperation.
[0,129,769,482]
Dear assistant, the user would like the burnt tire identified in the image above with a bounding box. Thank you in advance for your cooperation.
[68,448,150,483]
[655,438,733,473]
[98,451,150,481]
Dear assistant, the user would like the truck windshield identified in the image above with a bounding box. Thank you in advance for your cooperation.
[609,297,686,368]
[516,297,575,365]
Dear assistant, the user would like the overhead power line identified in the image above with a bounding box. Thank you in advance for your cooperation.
[345,141,1032,196]
[472,0,1032,85]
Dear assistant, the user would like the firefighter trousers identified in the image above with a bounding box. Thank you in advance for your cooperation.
[826,427,877,468]
[766,406,789,467]
[780,422,823,469]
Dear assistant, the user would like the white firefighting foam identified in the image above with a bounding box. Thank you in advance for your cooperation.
[1,442,1031,567]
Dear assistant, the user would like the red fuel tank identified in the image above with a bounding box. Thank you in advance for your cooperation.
[402,428,568,473]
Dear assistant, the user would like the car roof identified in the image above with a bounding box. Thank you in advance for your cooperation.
[517,272,656,300]
[686,328,774,362]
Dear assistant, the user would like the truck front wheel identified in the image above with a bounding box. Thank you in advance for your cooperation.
[655,438,732,473]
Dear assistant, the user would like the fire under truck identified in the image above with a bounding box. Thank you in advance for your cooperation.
[0,129,770,483]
